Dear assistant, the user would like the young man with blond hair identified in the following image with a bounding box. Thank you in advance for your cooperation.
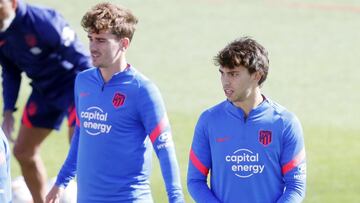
[46,3,184,203]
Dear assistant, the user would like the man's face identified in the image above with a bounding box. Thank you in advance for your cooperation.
[0,0,16,31]
[219,65,258,105]
[88,30,123,69]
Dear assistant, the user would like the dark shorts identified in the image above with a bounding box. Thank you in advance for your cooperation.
[21,89,76,130]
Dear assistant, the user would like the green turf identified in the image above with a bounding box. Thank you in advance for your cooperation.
[1,0,359,202]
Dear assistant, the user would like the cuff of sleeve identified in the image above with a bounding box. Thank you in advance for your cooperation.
[3,107,17,114]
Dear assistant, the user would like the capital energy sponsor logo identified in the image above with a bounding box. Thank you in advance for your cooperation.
[294,163,307,180]
[80,106,112,136]
[225,148,265,178]
[30,47,42,55]
[156,132,173,150]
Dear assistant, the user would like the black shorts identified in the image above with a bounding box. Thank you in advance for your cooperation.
[21,89,76,130]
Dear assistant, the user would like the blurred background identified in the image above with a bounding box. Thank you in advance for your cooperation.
[1,0,359,202]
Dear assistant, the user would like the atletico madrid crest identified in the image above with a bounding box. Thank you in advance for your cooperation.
[112,92,126,108]
[25,34,37,47]
[259,130,272,146]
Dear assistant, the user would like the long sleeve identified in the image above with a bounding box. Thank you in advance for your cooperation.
[0,54,22,111]
[277,115,306,203]
[137,82,184,203]
[187,113,221,203]
[55,76,81,188]
[55,125,79,188]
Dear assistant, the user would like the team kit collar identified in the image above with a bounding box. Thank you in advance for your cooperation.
[96,64,134,82]
[225,95,271,121]
[8,0,27,31]
[0,0,26,34]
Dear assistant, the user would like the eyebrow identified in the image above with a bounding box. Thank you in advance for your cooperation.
[219,69,239,73]
[88,35,107,40]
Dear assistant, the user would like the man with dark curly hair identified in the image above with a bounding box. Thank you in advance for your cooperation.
[187,37,306,203]
[46,2,184,203]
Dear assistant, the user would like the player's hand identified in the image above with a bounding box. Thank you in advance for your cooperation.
[1,110,15,142]
[45,185,64,203]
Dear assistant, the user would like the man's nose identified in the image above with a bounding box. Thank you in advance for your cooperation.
[89,41,97,50]
[222,76,230,86]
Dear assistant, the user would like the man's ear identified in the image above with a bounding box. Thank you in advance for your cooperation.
[12,0,18,9]
[253,71,263,84]
[120,38,130,51]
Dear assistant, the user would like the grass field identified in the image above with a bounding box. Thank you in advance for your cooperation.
[1,0,360,202]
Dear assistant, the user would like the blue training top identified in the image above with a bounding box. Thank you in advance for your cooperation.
[188,98,306,203]
[56,66,184,203]
[0,0,91,111]
[0,129,11,203]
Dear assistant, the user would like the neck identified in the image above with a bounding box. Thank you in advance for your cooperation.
[234,88,263,116]
[0,10,16,32]
[99,56,127,82]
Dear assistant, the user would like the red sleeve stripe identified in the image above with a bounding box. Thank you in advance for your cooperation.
[190,149,209,176]
[149,116,168,143]
[67,106,76,127]
[75,113,80,127]
[282,148,306,175]
[21,108,33,128]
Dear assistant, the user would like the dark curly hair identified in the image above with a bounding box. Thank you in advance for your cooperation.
[214,37,269,85]
[81,2,138,41]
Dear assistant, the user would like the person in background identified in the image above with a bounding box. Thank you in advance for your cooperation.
[0,0,92,202]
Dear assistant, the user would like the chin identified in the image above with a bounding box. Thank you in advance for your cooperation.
[92,63,102,68]
[227,97,235,102]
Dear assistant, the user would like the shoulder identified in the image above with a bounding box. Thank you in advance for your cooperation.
[75,68,97,81]
[198,101,227,123]
[25,4,67,36]
[26,4,62,23]
[131,67,159,93]
[266,98,301,128]
[132,68,153,86]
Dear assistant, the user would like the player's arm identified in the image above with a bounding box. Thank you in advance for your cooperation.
[55,124,79,187]
[0,55,22,112]
[187,112,221,203]
[47,76,81,203]
[277,115,306,203]
[46,125,79,203]
[0,54,22,141]
[137,82,184,203]
[36,11,91,71]
[54,75,82,187]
